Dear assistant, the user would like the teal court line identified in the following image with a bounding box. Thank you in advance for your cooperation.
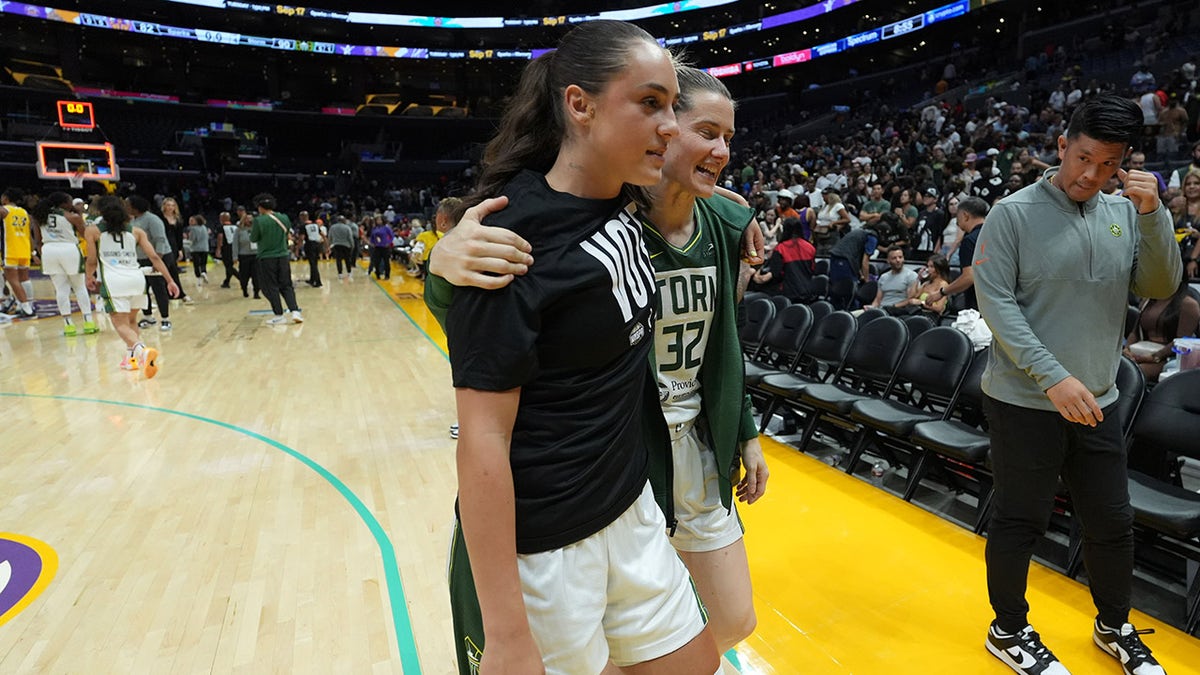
[373,282,450,362]
[374,280,745,670]
[0,392,422,675]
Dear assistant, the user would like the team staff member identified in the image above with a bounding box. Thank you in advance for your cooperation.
[129,196,176,331]
[327,216,357,280]
[0,187,36,318]
[250,193,302,325]
[85,196,178,379]
[443,21,718,674]
[976,95,1175,675]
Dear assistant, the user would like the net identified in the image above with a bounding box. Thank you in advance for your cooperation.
[68,168,85,190]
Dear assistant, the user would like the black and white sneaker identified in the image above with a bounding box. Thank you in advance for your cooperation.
[138,317,157,328]
[1093,621,1166,675]
[986,623,1071,674]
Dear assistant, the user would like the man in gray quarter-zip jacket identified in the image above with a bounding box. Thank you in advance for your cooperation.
[975,95,1176,675]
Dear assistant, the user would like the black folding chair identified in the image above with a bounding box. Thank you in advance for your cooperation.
[843,327,974,482]
[1107,368,1200,634]
[907,347,993,530]
[745,304,814,394]
[792,316,910,457]
[738,297,776,358]
[757,311,858,434]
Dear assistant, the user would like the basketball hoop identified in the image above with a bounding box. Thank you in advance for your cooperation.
[68,168,86,190]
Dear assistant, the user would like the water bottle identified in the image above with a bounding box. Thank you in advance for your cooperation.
[870,462,887,486]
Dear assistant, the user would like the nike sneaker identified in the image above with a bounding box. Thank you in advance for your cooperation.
[1093,621,1166,675]
[986,623,1071,675]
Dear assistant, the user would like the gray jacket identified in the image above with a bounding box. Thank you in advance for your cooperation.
[328,221,357,248]
[975,168,1180,411]
[132,212,171,257]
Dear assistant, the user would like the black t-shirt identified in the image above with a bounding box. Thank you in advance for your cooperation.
[971,174,1006,205]
[914,207,947,254]
[958,225,982,310]
[446,170,656,554]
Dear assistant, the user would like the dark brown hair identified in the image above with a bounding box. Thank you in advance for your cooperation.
[463,21,661,217]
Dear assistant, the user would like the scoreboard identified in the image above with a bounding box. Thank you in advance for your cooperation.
[56,100,95,131]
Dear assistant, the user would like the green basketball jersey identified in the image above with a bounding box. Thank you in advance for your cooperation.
[642,212,719,430]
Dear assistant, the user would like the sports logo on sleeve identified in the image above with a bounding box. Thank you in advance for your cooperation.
[0,533,58,627]
[579,208,656,324]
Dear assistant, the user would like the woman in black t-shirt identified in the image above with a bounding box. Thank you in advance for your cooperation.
[444,21,718,675]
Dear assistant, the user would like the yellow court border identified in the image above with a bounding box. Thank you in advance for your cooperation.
[0,532,58,628]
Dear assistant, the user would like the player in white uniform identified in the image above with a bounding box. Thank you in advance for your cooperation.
[33,192,96,335]
[84,196,178,378]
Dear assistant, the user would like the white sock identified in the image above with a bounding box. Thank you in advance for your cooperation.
[21,279,33,300]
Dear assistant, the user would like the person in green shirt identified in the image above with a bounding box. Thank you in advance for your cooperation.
[860,182,892,226]
[249,193,302,324]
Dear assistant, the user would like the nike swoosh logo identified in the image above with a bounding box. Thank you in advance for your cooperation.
[1117,645,1131,664]
[1007,646,1038,669]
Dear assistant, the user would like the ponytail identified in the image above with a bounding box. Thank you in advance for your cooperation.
[463,53,562,218]
[31,191,71,225]
[460,20,661,219]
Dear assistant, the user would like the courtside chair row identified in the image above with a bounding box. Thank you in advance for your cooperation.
[740,294,1200,635]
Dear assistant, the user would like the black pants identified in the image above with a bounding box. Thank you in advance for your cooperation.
[220,244,237,285]
[371,246,391,279]
[190,251,209,278]
[258,256,298,315]
[238,254,258,296]
[304,241,322,285]
[164,255,188,300]
[333,245,354,274]
[983,396,1133,632]
[139,261,170,319]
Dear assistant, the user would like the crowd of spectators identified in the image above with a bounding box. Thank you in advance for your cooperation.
[726,49,1200,308]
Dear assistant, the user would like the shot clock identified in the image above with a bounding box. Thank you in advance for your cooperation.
[56,100,95,131]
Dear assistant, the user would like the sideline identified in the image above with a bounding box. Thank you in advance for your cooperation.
[0,392,422,675]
